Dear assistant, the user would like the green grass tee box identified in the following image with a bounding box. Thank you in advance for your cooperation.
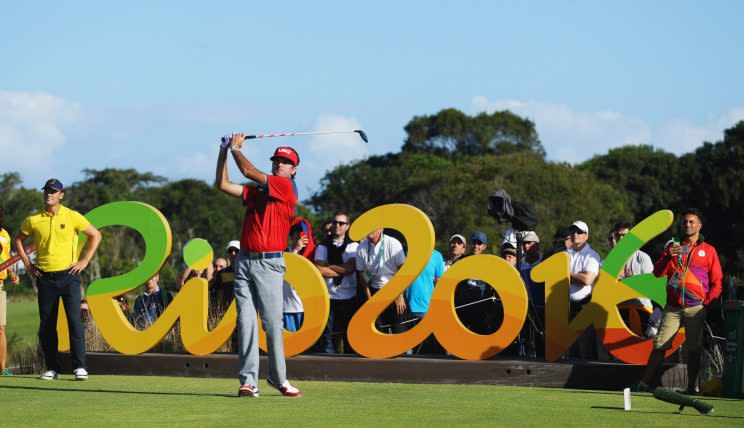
[1,375,742,427]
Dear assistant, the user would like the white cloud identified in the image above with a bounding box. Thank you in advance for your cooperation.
[470,96,744,163]
[307,114,368,164]
[294,114,368,194]
[0,90,81,176]
[174,151,215,177]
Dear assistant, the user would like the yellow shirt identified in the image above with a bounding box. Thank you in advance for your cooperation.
[20,205,90,272]
[0,228,10,280]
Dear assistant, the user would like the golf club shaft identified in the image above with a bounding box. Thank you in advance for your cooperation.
[242,129,368,143]
[247,131,345,139]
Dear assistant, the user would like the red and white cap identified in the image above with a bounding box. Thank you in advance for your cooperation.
[270,146,300,166]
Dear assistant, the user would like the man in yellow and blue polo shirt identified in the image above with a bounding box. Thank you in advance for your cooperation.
[13,178,101,381]
[1,206,21,376]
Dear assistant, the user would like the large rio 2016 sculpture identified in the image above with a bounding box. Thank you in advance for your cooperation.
[54,201,683,363]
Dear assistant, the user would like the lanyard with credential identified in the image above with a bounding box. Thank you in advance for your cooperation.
[362,235,385,283]
[676,240,697,309]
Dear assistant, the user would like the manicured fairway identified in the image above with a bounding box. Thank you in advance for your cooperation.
[1,375,742,427]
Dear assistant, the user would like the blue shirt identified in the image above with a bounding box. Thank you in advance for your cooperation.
[405,250,445,313]
[519,255,544,308]
[133,289,173,327]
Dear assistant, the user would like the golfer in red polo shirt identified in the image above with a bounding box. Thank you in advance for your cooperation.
[215,133,301,398]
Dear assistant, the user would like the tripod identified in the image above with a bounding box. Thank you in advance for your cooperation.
[513,232,545,358]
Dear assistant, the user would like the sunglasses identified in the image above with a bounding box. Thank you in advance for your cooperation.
[609,232,627,241]
[331,220,349,226]
[227,248,239,254]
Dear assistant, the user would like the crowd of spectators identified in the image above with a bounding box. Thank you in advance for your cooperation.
[5,205,715,362]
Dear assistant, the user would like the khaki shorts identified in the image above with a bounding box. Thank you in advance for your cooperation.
[653,304,706,352]
[0,289,6,326]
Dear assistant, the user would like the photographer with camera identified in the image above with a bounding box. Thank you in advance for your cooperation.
[487,190,544,356]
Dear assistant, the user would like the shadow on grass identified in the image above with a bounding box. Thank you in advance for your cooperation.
[591,406,744,419]
[562,388,744,402]
[0,383,255,399]
[560,390,626,396]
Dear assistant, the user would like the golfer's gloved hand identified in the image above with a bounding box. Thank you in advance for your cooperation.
[220,134,232,149]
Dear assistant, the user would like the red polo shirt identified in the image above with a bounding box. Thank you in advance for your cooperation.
[240,175,297,252]
[654,237,723,307]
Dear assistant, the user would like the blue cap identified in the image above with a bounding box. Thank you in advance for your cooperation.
[470,231,488,244]
[42,178,64,191]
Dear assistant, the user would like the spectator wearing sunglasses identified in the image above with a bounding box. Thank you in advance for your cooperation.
[567,220,604,360]
[606,222,655,338]
[314,211,359,353]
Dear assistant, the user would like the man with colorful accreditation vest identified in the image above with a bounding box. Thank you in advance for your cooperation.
[637,208,723,393]
[215,134,302,398]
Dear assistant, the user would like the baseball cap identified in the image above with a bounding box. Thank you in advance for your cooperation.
[500,245,517,257]
[226,240,241,252]
[522,231,540,243]
[42,178,64,191]
[449,234,466,246]
[270,146,300,166]
[570,220,589,234]
[471,231,488,244]
[553,227,571,240]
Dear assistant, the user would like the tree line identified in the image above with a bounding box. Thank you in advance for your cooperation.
[2,109,742,291]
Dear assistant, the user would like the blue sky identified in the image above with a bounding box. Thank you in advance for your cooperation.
[2,1,742,199]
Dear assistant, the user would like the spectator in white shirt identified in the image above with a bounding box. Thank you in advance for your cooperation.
[356,229,407,333]
[567,220,604,360]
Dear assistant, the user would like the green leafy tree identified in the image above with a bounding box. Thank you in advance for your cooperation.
[139,178,246,257]
[402,108,545,158]
[68,168,166,213]
[580,145,682,222]
[0,172,42,234]
[310,151,630,257]
[681,121,744,276]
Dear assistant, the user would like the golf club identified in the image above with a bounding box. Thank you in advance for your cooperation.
[0,244,36,272]
[222,129,368,144]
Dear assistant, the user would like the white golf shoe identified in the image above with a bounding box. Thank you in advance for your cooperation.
[74,368,89,380]
[40,370,60,380]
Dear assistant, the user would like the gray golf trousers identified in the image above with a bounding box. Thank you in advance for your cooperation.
[233,252,287,388]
